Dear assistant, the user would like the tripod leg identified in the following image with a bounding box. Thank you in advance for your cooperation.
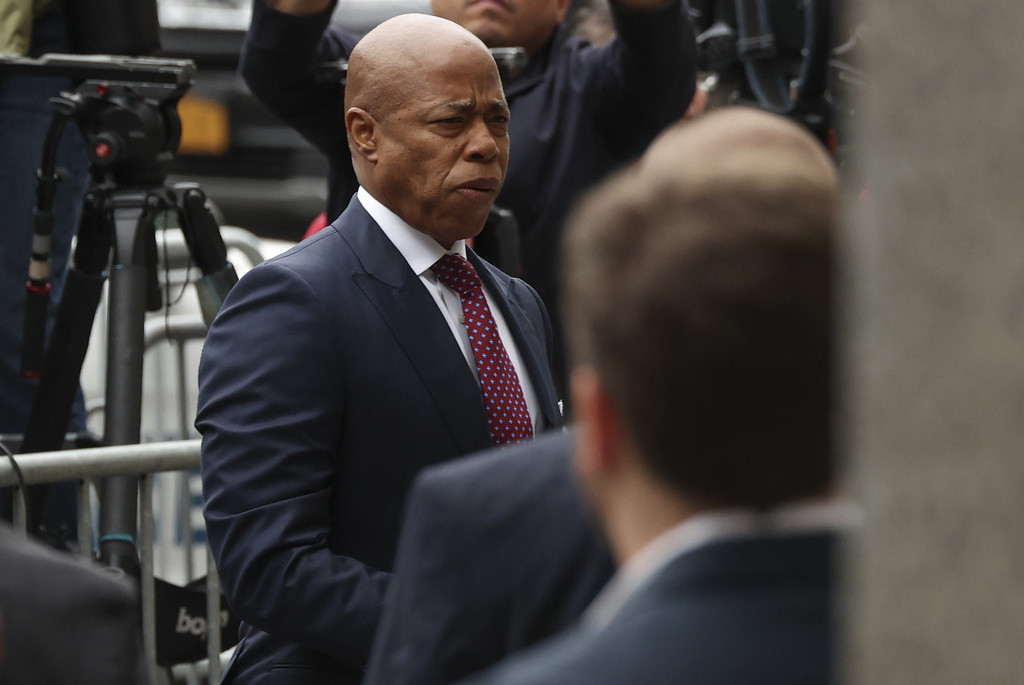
[21,191,111,537]
[98,191,160,576]
[174,183,237,325]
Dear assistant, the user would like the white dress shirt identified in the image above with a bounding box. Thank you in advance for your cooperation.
[358,187,540,430]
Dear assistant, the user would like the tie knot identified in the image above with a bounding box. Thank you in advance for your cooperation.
[431,253,482,296]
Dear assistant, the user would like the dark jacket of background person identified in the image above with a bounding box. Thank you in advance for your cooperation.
[0,521,148,684]
[238,0,697,387]
[461,531,836,685]
[366,429,615,685]
[197,197,563,684]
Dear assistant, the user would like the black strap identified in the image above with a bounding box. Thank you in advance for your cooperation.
[734,0,790,112]
[795,0,831,102]
[733,0,832,112]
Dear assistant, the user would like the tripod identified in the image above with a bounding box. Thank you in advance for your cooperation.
[4,54,237,574]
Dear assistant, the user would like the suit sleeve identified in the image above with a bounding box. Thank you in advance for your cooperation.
[197,260,390,668]
[365,471,504,685]
[239,0,358,159]
[579,0,698,158]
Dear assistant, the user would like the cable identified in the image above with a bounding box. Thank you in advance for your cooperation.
[0,437,29,502]
[159,209,197,346]
[161,210,195,310]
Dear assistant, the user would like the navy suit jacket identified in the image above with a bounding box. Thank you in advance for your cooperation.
[196,196,562,683]
[365,430,615,685]
[461,532,836,685]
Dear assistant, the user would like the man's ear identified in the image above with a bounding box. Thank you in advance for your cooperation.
[346,107,379,162]
[571,365,624,480]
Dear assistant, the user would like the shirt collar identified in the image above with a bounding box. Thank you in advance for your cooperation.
[357,187,467,276]
[583,498,862,631]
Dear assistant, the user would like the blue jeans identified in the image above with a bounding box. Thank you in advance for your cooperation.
[0,9,89,435]
[0,9,90,538]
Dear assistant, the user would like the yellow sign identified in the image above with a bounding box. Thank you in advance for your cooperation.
[177,95,230,156]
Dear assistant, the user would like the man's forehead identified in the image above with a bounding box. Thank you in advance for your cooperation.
[408,63,507,106]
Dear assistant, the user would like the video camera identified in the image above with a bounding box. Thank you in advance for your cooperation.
[0,53,196,186]
[692,0,863,163]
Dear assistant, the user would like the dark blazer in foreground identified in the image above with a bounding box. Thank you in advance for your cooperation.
[366,430,615,685]
[196,196,562,684]
[461,532,837,685]
[0,522,148,684]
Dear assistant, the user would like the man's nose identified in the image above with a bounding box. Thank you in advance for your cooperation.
[465,120,500,161]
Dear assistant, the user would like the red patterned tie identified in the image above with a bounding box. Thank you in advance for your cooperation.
[431,254,534,445]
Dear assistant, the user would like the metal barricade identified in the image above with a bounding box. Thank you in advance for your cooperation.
[0,440,227,684]
[0,225,275,682]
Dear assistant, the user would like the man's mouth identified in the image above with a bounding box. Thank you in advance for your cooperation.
[455,177,501,198]
[467,0,515,14]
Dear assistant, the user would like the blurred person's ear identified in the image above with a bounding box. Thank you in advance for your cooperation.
[684,84,709,120]
[571,365,623,482]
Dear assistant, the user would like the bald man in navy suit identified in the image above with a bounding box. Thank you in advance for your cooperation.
[197,15,561,683]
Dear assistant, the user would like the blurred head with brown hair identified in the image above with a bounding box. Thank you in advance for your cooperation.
[562,107,839,557]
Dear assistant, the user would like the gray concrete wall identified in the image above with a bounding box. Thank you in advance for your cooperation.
[842,0,1024,682]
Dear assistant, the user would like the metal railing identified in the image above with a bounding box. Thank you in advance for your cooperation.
[0,224,270,683]
[0,439,227,684]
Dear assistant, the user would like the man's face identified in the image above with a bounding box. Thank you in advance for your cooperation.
[371,45,510,248]
[431,0,570,57]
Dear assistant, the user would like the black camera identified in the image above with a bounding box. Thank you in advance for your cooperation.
[0,53,196,185]
[691,0,861,162]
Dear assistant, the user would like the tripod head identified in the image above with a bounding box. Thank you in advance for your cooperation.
[0,53,196,187]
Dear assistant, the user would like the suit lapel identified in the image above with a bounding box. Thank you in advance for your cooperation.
[470,251,562,430]
[333,199,492,454]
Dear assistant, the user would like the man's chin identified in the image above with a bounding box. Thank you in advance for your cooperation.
[462,19,512,48]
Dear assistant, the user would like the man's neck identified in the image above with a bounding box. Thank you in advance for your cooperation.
[600,473,710,565]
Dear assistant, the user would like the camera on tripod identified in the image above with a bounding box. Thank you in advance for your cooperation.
[0,52,235,370]
[0,53,238,569]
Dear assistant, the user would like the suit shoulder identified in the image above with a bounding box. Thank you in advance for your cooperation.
[416,431,572,496]
[404,432,586,551]
[219,225,364,317]
[259,225,360,276]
